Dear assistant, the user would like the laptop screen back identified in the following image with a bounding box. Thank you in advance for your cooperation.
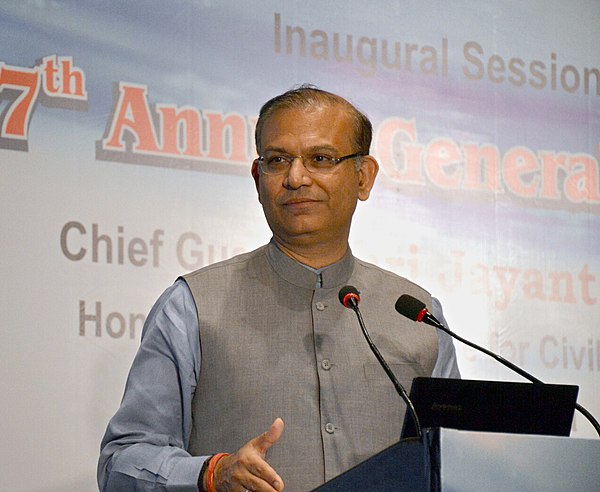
[401,377,578,438]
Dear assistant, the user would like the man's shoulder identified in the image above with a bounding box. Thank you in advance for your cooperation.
[182,244,268,282]
[352,256,432,301]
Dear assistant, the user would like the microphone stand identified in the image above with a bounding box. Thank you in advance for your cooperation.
[345,297,423,441]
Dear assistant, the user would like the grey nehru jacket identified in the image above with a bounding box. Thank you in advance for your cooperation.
[183,241,438,491]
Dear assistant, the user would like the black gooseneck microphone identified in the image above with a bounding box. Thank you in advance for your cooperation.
[339,286,423,441]
[395,294,600,437]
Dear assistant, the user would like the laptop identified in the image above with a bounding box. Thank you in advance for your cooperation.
[401,377,579,438]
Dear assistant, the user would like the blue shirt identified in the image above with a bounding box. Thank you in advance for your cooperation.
[98,279,460,491]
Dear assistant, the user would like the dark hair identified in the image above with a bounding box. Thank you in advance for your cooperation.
[255,84,372,155]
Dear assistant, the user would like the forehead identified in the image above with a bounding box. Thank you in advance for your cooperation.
[259,103,355,151]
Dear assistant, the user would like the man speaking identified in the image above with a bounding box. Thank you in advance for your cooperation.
[98,85,460,491]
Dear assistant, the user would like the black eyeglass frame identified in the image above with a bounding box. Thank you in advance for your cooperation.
[256,151,367,175]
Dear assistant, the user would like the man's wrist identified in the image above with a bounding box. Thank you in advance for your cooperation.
[197,456,212,492]
[200,453,230,492]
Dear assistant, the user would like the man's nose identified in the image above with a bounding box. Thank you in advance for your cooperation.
[285,156,312,189]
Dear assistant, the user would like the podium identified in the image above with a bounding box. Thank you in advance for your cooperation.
[314,428,600,491]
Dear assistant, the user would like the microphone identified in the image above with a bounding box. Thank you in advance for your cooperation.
[395,294,600,437]
[339,286,423,441]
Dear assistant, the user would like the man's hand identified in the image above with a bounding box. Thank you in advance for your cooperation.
[211,418,285,492]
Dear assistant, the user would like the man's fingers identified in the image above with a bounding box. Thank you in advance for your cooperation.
[243,472,284,492]
[252,418,285,456]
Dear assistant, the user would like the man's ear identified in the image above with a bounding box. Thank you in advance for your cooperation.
[357,155,379,201]
[251,159,262,202]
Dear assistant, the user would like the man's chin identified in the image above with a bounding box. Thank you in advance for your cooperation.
[272,227,322,246]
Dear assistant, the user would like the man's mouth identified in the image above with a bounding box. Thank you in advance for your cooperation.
[283,197,317,205]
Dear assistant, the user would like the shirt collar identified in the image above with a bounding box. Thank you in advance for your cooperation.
[265,238,355,290]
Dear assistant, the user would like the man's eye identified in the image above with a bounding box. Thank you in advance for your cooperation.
[313,155,334,163]
[268,156,287,164]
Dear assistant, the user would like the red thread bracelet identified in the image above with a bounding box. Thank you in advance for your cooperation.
[205,453,230,492]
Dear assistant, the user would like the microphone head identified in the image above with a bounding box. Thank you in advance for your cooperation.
[338,285,360,308]
[395,294,426,321]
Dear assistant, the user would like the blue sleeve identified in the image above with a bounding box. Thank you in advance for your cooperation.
[430,297,461,379]
[98,279,208,491]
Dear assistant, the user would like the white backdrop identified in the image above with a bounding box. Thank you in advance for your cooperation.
[1,1,599,490]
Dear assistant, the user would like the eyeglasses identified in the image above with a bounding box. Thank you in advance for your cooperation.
[256,151,366,175]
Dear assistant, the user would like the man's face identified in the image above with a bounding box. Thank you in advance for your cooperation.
[252,103,378,253]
